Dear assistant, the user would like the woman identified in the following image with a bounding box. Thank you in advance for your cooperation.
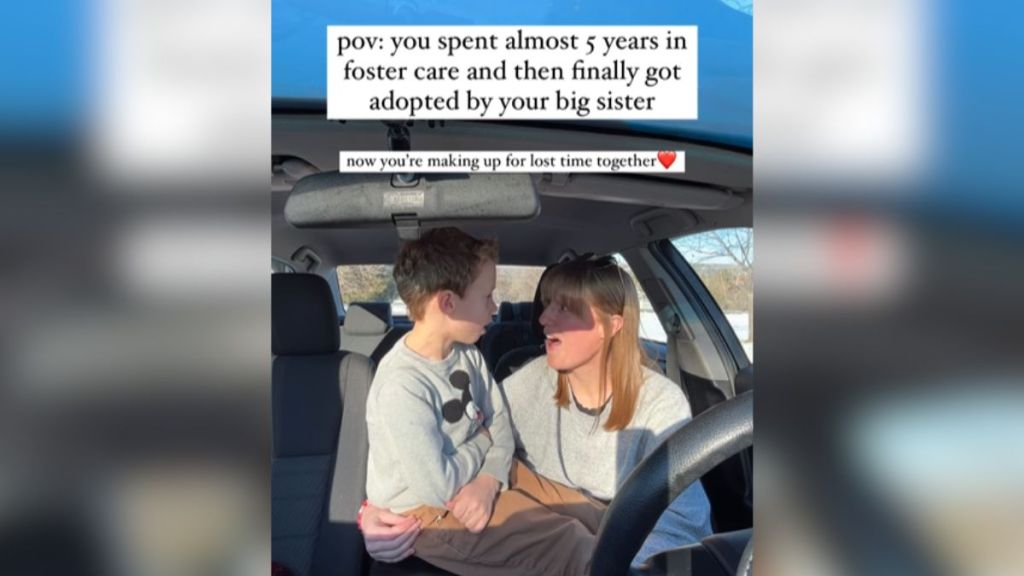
[361,256,712,566]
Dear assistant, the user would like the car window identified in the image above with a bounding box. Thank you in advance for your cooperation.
[494,265,546,305]
[271,257,295,273]
[335,264,546,317]
[335,265,399,313]
[671,228,753,359]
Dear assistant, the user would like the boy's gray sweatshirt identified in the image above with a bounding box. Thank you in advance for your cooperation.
[366,335,514,512]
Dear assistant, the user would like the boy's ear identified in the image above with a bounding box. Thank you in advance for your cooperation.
[437,290,456,314]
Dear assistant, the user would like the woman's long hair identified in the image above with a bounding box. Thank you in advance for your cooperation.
[540,256,657,431]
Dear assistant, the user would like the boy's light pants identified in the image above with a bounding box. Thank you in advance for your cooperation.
[404,460,607,576]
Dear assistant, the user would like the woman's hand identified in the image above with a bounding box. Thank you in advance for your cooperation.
[360,503,421,563]
[446,475,500,533]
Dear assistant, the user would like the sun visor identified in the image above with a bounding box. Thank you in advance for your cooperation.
[284,172,540,229]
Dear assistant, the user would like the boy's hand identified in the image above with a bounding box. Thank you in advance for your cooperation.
[446,475,500,533]
[360,503,421,562]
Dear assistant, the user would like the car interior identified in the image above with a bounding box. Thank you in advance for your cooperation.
[271,115,753,576]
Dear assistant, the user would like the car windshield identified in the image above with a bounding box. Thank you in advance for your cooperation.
[272,0,752,148]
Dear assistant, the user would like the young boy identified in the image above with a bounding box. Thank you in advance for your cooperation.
[365,227,595,576]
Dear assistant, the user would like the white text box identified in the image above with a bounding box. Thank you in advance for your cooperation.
[327,26,697,120]
[337,151,686,173]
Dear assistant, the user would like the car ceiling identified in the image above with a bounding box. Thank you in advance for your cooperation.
[272,115,751,266]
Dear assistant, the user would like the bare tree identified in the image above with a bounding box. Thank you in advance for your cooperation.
[675,228,752,271]
[674,229,753,341]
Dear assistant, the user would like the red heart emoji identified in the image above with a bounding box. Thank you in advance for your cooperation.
[657,150,676,169]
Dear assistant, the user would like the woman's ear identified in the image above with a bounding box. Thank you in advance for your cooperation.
[608,314,624,337]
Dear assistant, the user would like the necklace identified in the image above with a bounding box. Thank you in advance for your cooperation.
[568,375,611,415]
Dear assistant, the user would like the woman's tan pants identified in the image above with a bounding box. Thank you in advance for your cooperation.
[403,460,608,576]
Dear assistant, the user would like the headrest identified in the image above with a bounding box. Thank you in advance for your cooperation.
[499,301,534,322]
[272,273,340,355]
[343,302,393,336]
[513,302,534,322]
[498,302,516,322]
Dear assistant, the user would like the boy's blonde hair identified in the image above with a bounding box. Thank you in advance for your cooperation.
[540,256,656,431]
[393,227,499,321]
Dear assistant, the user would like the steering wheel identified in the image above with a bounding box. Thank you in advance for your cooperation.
[590,391,753,576]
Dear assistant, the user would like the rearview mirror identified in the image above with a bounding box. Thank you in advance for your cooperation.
[284,172,539,229]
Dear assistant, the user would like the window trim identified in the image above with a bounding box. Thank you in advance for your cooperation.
[652,238,751,374]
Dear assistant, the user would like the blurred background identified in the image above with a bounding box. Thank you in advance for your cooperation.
[756,1,1024,575]
[1,0,269,575]
[1,0,1022,575]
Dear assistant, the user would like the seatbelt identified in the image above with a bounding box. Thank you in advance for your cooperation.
[661,307,690,402]
[329,354,374,524]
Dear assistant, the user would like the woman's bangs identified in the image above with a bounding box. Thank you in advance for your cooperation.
[540,266,590,317]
